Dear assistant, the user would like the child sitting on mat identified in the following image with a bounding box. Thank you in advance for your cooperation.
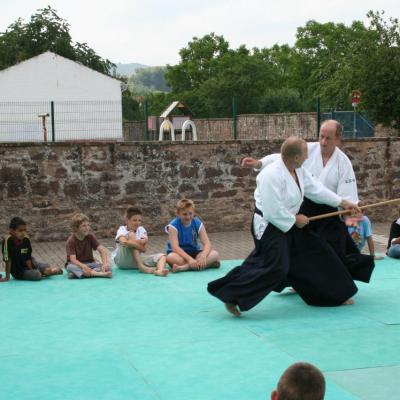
[65,213,112,279]
[1,216,63,282]
[346,211,383,260]
[112,206,168,276]
[166,198,220,272]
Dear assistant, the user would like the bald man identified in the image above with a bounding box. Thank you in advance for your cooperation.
[208,137,359,316]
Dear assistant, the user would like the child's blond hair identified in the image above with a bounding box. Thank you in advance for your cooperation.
[176,199,195,212]
[71,213,89,231]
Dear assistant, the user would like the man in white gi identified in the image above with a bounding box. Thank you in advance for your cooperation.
[242,119,358,203]
[208,137,360,316]
[242,119,374,283]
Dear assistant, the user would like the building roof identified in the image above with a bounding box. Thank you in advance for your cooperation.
[0,51,121,83]
[160,101,194,118]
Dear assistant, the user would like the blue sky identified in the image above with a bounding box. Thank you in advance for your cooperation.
[1,0,399,65]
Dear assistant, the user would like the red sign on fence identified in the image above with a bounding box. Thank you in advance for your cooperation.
[351,90,362,107]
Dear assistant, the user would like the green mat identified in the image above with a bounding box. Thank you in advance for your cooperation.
[0,257,399,399]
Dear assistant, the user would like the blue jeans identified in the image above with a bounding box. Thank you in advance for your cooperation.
[387,244,400,259]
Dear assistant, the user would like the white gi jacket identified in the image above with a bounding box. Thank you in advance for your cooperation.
[258,142,359,203]
[253,157,342,239]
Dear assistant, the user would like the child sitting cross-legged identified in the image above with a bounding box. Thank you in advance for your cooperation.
[112,206,168,277]
[346,211,384,260]
[166,199,220,273]
[1,217,63,282]
[65,213,112,279]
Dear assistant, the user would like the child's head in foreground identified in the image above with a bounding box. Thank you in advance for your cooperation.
[9,217,27,240]
[271,362,325,400]
[125,206,143,231]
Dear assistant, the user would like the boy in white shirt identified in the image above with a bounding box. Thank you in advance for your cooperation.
[113,207,168,276]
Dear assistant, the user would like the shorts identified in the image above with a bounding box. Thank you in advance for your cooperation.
[66,261,102,278]
[113,247,165,269]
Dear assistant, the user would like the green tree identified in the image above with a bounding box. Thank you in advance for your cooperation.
[357,11,400,128]
[130,66,170,93]
[0,6,114,75]
[165,33,230,93]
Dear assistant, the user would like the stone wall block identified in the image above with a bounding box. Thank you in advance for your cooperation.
[204,167,223,178]
[125,181,146,194]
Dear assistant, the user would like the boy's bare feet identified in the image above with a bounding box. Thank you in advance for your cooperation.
[154,268,169,277]
[343,298,354,305]
[225,303,241,317]
[172,263,190,273]
[210,261,221,268]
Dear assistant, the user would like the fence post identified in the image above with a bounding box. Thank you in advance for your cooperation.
[50,101,55,142]
[316,97,321,138]
[144,99,149,141]
[232,96,237,140]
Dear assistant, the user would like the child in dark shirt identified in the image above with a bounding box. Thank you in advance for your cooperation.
[1,217,63,282]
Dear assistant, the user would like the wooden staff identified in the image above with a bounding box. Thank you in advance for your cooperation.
[308,198,400,221]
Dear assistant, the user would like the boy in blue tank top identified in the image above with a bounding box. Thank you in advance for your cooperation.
[166,199,220,272]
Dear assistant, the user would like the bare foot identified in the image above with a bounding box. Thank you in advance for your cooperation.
[68,272,77,279]
[154,268,169,277]
[104,271,112,278]
[210,261,221,268]
[343,298,354,305]
[172,264,189,273]
[225,303,241,317]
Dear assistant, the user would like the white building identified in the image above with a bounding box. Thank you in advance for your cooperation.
[0,51,123,141]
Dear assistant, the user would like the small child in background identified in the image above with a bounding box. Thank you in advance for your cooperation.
[346,212,383,260]
[65,213,112,279]
[1,217,63,282]
[387,213,400,259]
[113,207,168,276]
[166,199,220,273]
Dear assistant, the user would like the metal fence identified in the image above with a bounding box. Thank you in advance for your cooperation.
[0,100,123,142]
[0,101,376,143]
[321,110,374,138]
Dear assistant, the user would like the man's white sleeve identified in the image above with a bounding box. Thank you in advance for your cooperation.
[303,168,342,207]
[257,153,280,171]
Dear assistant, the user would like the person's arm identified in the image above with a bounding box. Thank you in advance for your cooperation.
[391,237,400,246]
[241,154,280,171]
[119,235,147,252]
[168,227,197,267]
[96,244,109,272]
[0,260,11,282]
[25,259,33,269]
[366,236,375,257]
[197,226,211,269]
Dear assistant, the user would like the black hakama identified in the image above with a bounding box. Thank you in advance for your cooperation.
[300,198,375,283]
[207,223,358,311]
